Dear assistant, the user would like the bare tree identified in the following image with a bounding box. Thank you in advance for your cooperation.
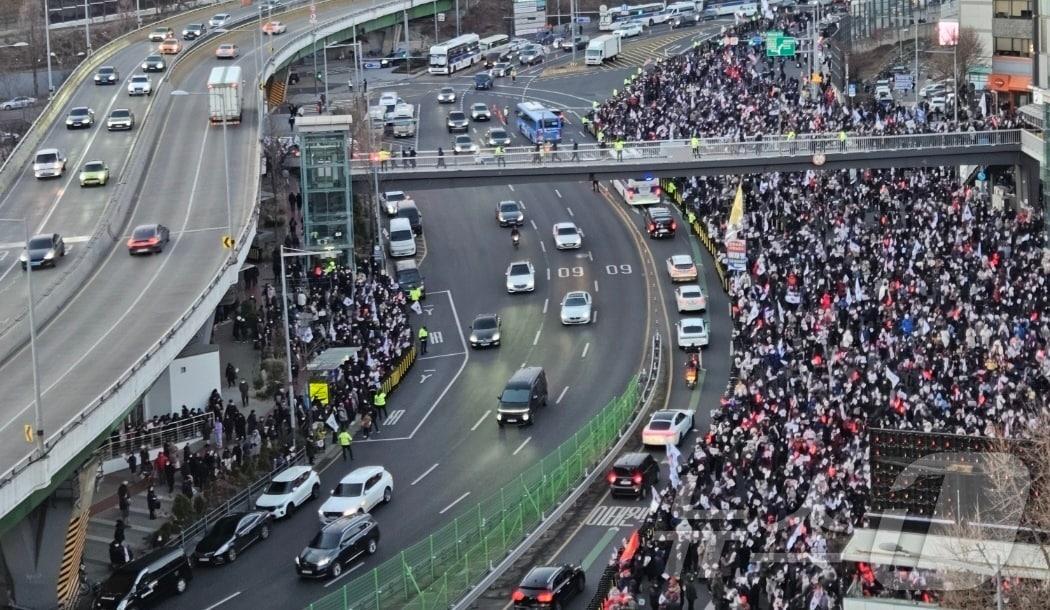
[925,27,987,88]
[19,0,46,98]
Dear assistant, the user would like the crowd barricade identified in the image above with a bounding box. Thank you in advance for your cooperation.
[380,344,417,395]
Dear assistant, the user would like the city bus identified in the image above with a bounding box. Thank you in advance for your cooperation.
[479,34,510,51]
[516,102,562,144]
[703,0,759,18]
[598,2,667,30]
[428,33,481,75]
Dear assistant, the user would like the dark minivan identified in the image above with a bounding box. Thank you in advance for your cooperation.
[607,452,659,498]
[295,514,380,579]
[395,201,423,235]
[497,367,548,426]
[94,548,193,609]
[474,72,493,90]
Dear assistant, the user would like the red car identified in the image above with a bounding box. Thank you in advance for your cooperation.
[127,224,171,255]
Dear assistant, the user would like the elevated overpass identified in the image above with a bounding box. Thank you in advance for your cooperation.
[0,0,445,538]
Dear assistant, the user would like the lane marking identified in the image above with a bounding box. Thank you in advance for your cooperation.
[530,219,538,231]
[418,351,466,360]
[323,562,363,587]
[556,386,569,404]
[566,206,574,217]
[593,310,598,323]
[542,298,548,314]
[405,290,470,439]
[554,188,562,198]
[581,342,590,358]
[532,329,541,345]
[508,184,515,192]
[439,491,471,514]
[512,436,532,456]
[539,241,546,253]
[588,250,593,262]
[582,528,621,571]
[545,267,550,281]
[518,200,526,210]
[202,591,242,610]
[383,409,405,426]
[593,279,599,292]
[411,463,439,485]
[470,410,490,431]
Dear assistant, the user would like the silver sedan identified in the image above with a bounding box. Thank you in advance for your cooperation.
[560,290,593,325]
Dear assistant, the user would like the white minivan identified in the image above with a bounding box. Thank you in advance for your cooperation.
[387,217,416,257]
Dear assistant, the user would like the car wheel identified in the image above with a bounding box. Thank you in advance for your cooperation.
[226,548,237,563]
[174,576,188,594]
[283,504,291,517]
[577,574,586,593]
[367,538,378,554]
[310,483,320,500]
[383,487,392,503]
[331,562,342,578]
[260,525,271,540]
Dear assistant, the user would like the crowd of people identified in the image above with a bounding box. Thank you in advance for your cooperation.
[589,7,1049,610]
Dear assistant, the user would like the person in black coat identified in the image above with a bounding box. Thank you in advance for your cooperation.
[146,486,160,520]
[109,539,132,568]
[683,574,698,610]
[117,482,131,522]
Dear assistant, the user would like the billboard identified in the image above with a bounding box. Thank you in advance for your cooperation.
[938,20,959,46]
[514,0,548,36]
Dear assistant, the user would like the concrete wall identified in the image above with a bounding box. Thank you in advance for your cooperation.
[143,344,220,418]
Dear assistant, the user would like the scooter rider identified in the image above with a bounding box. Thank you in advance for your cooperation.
[510,226,521,247]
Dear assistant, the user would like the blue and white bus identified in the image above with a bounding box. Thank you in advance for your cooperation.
[599,2,667,30]
[428,33,481,75]
[703,0,759,18]
[516,102,562,144]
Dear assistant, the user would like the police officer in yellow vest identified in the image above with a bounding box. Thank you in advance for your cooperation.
[495,145,506,167]
[418,325,429,354]
[337,428,353,462]
[614,138,625,161]
[373,389,387,421]
[409,286,423,303]
[838,130,847,150]
[686,209,697,225]
[690,135,700,159]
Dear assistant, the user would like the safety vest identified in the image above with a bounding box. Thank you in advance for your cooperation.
[690,136,699,149]
[597,131,605,143]
[614,140,625,151]
[373,391,387,407]
[612,88,618,97]
[379,150,390,162]
[410,287,422,302]
[787,131,796,140]
[838,131,847,143]
[418,327,429,340]
[687,210,697,224]
[494,146,504,157]
[592,101,599,110]
[666,181,676,195]
[337,431,351,447]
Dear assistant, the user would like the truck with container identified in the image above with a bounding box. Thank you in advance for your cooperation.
[206,65,242,124]
[585,34,622,65]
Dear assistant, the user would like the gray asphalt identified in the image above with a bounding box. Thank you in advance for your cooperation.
[0,0,363,495]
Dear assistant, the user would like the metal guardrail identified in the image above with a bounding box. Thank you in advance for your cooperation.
[353,129,1026,174]
[94,413,214,463]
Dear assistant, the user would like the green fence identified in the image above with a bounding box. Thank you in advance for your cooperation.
[306,376,641,610]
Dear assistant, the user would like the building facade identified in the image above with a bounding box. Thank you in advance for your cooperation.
[961,0,1037,105]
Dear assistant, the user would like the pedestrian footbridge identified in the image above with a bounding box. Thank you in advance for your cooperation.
[354,129,1042,191]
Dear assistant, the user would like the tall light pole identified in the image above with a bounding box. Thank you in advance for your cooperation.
[324,41,363,106]
[44,0,55,98]
[84,0,92,56]
[135,0,142,29]
[170,90,232,236]
[1,218,45,457]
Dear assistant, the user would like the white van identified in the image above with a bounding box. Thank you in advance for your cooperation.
[664,2,699,19]
[387,217,416,257]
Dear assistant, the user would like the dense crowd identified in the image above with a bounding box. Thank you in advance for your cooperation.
[590,8,1050,610]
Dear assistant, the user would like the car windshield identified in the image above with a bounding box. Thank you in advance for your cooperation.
[501,388,530,403]
[71,108,88,116]
[681,288,701,297]
[390,229,413,241]
[500,202,518,213]
[308,528,343,550]
[675,262,693,270]
[204,516,240,541]
[334,483,364,497]
[36,153,57,163]
[565,296,587,307]
[449,112,464,120]
[265,481,293,495]
[683,324,705,334]
[397,269,419,283]
[28,237,53,249]
[455,137,471,144]
[441,87,454,94]
[132,76,147,82]
[111,110,129,118]
[385,192,405,201]
[509,264,530,275]
[147,55,161,62]
[132,227,156,239]
[557,227,577,236]
[100,571,137,595]
[84,162,104,172]
[473,317,496,330]
[490,130,506,138]
[99,67,113,74]
[472,104,487,111]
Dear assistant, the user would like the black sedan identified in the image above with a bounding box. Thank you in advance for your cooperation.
[20,233,65,269]
[141,54,166,72]
[193,511,273,565]
[469,313,502,348]
[65,106,94,129]
[511,565,585,608]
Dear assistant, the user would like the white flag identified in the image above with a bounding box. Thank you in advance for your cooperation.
[979,93,988,117]
[411,301,423,315]
[886,369,901,388]
[325,414,339,431]
[666,441,682,468]
[669,465,681,490]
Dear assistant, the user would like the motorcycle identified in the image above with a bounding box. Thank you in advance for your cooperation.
[684,353,700,390]
[512,232,520,249]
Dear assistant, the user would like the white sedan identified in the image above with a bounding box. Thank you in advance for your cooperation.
[666,254,698,282]
[254,465,321,519]
[675,284,706,312]
[642,409,695,446]
[317,466,393,524]
[560,291,593,325]
[453,135,478,154]
[552,222,582,250]
[506,260,536,293]
[614,23,643,38]
[675,317,709,349]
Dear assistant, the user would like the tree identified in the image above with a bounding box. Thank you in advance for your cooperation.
[19,0,45,98]
[925,26,987,89]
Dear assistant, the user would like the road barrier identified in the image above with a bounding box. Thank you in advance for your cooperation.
[306,377,642,610]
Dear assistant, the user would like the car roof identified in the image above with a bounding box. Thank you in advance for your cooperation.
[647,206,672,216]
[272,465,313,482]
[30,233,55,241]
[522,566,561,587]
[133,223,159,232]
[322,513,374,532]
[651,410,679,421]
[678,284,702,293]
[679,317,707,326]
[508,260,531,269]
[395,259,418,271]
[554,222,577,230]
[614,452,652,467]
[70,106,89,112]
[338,466,384,484]
[472,102,488,107]
[473,313,498,321]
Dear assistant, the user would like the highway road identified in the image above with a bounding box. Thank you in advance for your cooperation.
[0,0,372,494]
[153,24,707,610]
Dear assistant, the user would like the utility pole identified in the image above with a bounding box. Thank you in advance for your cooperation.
[455,0,460,37]
[44,0,54,98]
[278,248,299,452]
[914,7,919,106]
[403,6,410,72]
[570,0,577,64]
[84,0,92,56]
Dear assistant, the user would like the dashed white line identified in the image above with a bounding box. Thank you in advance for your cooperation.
[533,329,542,345]
[582,342,590,358]
[539,241,546,253]
[593,310,598,323]
[203,591,242,610]
[566,206,574,217]
[411,463,440,485]
[546,267,551,281]
[555,189,562,198]
[470,410,490,431]
[508,184,515,191]
[588,250,594,261]
[556,386,569,404]
[439,492,471,514]
[594,279,600,292]
[519,200,526,209]
[512,437,532,456]
[530,219,538,230]
[543,298,549,314]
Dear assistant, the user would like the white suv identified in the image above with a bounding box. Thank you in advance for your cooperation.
[318,466,394,524]
[254,465,321,519]
[127,75,152,96]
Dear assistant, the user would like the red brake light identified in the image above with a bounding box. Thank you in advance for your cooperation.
[653,187,661,195]
[671,221,677,230]
[512,589,525,602]
[607,472,617,484]
[647,222,655,231]
[632,473,643,484]
[146,237,159,245]
[537,592,554,603]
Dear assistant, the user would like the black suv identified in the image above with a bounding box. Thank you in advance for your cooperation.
[295,514,379,579]
[94,548,193,609]
[643,206,676,239]
[141,54,166,72]
[607,452,659,498]
[511,564,585,608]
[446,110,469,133]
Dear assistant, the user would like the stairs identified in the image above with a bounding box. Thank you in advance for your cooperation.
[267,72,289,109]
[81,479,178,583]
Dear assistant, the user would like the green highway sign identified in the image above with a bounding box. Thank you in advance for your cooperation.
[766,34,797,57]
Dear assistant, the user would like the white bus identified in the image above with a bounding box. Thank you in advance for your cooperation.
[599,2,667,30]
[479,34,509,51]
[704,0,759,17]
[428,33,481,75]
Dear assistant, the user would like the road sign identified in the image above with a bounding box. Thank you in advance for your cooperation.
[363,61,381,69]
[977,170,987,181]
[23,425,33,444]
[437,12,445,21]
[894,74,913,91]
[765,34,796,57]
[222,235,235,249]
[577,16,591,23]
[847,83,856,97]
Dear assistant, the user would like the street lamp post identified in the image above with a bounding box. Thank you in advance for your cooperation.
[170,90,232,234]
[44,0,55,98]
[0,218,45,457]
[84,0,92,56]
[323,41,364,110]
